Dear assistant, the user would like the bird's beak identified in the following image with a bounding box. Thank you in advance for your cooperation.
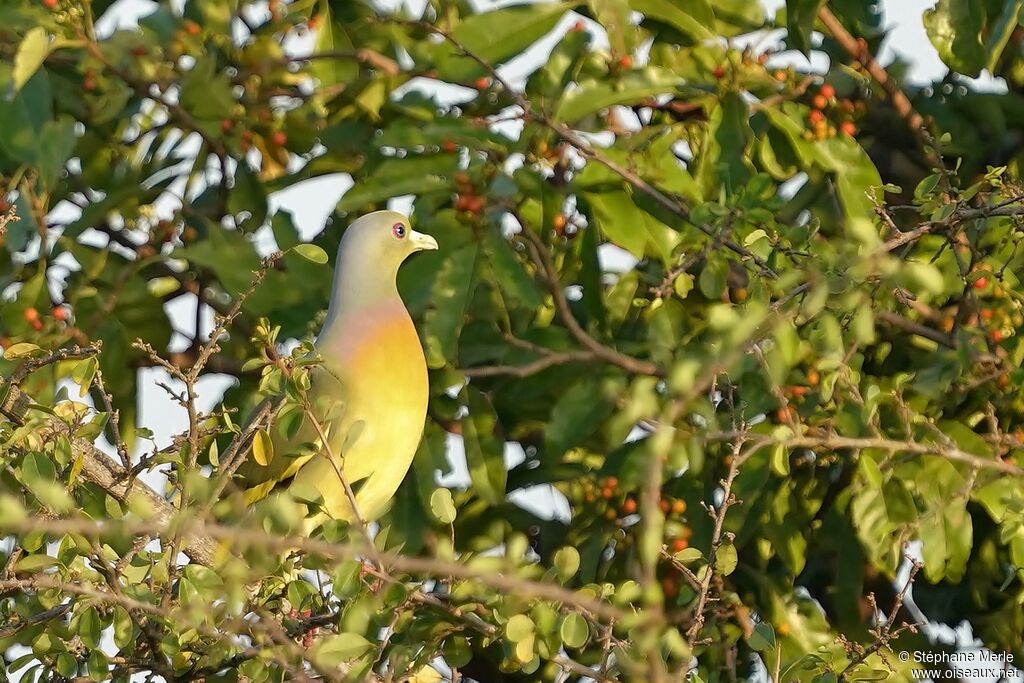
[410,230,438,252]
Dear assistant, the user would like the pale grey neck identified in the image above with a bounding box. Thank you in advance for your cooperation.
[320,257,401,335]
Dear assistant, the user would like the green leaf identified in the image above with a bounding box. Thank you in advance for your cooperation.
[584,191,678,263]
[924,0,987,76]
[423,242,479,367]
[430,3,573,81]
[747,622,776,651]
[229,161,268,230]
[633,0,714,42]
[559,613,590,648]
[554,546,581,581]
[984,1,1024,72]
[714,538,738,575]
[460,386,507,506]
[14,554,59,573]
[253,429,274,467]
[429,487,457,524]
[4,342,42,359]
[505,614,535,642]
[785,0,826,56]
[312,0,359,89]
[556,67,683,122]
[293,243,329,264]
[313,633,372,666]
[12,28,51,95]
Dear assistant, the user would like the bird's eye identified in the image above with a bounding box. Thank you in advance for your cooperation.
[392,223,406,239]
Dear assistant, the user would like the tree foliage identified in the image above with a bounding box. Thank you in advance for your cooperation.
[2,0,1024,681]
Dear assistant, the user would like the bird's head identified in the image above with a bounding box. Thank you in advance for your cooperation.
[339,210,438,274]
[326,210,438,322]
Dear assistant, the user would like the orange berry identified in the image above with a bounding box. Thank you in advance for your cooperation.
[775,407,789,423]
[974,277,989,290]
[661,576,679,599]
[806,369,820,386]
[0,337,9,349]
[453,172,470,187]
[840,99,855,114]
[671,499,686,515]
[52,306,68,322]
[182,226,198,243]
[184,20,201,36]
[42,0,57,7]
[31,319,43,331]
[659,499,671,514]
[308,14,321,30]
[221,119,234,133]
[819,84,836,99]
[240,129,253,143]
[474,77,491,90]
[839,120,857,137]
[812,94,828,110]
[571,20,586,32]
[808,109,825,125]
[441,140,457,153]
[602,476,618,489]
[671,538,688,552]
[991,329,1004,343]
[24,307,39,323]
[271,130,287,147]
[777,622,791,637]
[773,70,787,81]
[617,55,632,69]
[601,487,614,500]
[553,214,567,235]
[621,498,637,515]
[981,308,994,321]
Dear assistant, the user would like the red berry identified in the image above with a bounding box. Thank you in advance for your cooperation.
[221,119,234,133]
[820,84,836,99]
[24,307,39,323]
[671,538,688,552]
[271,131,287,147]
[441,140,457,153]
[474,77,491,90]
[617,55,633,69]
[713,66,725,79]
[839,120,857,137]
[621,498,637,515]
[571,20,586,32]
[992,329,1004,342]
[812,94,828,110]
[974,277,989,290]
[31,319,43,331]
[808,110,825,125]
[184,20,201,36]
[42,0,57,8]
[52,306,68,322]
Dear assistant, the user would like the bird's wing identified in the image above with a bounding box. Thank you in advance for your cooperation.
[234,365,347,506]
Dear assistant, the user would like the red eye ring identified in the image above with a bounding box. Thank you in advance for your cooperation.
[392,223,407,239]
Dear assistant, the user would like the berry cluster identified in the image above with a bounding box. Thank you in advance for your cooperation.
[803,83,861,140]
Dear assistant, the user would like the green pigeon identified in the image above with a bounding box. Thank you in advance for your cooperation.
[237,210,437,527]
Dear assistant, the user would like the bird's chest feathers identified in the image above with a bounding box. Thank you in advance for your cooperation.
[320,304,428,415]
